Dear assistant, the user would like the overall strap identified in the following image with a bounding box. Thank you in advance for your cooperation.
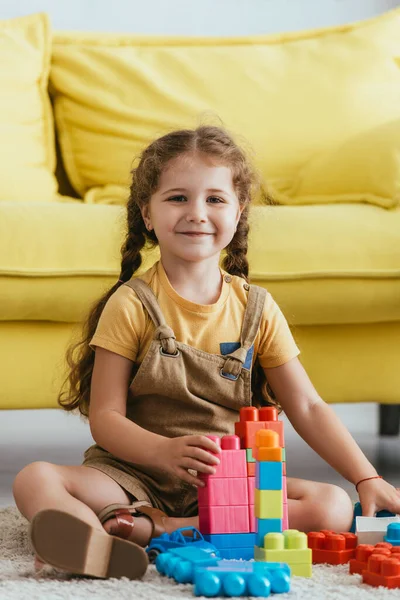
[124,278,178,355]
[221,285,267,380]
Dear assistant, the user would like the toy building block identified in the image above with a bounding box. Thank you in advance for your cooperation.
[248,477,255,504]
[256,461,283,490]
[307,530,358,564]
[235,406,285,449]
[385,523,400,546]
[218,547,254,560]
[362,552,400,589]
[255,489,283,519]
[199,504,250,534]
[200,435,247,481]
[194,560,291,597]
[350,501,396,534]
[282,504,289,531]
[254,430,282,462]
[198,476,248,507]
[349,542,400,575]
[247,462,255,477]
[156,546,220,583]
[256,518,283,547]
[246,448,255,462]
[249,505,255,533]
[255,530,312,578]
[203,533,256,561]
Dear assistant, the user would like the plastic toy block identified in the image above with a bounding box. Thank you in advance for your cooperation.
[385,523,400,546]
[249,505,255,532]
[203,533,256,548]
[350,501,395,533]
[283,475,287,499]
[200,435,247,480]
[199,504,250,534]
[218,547,254,560]
[194,560,291,597]
[247,462,255,476]
[349,542,400,575]
[235,406,285,448]
[256,461,283,490]
[362,552,400,589]
[282,447,286,462]
[254,430,282,462]
[282,462,286,475]
[255,530,312,577]
[198,476,248,507]
[156,545,219,583]
[248,477,255,505]
[246,448,255,462]
[307,530,358,564]
[256,519,283,546]
[255,489,283,519]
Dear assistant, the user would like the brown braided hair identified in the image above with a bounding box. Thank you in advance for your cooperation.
[58,125,279,417]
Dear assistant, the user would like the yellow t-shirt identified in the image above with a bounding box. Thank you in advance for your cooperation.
[90,260,300,370]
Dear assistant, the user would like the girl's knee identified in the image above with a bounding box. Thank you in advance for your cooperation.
[13,461,60,499]
[312,483,353,532]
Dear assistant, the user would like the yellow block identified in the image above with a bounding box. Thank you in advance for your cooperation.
[254,545,311,565]
[254,489,283,519]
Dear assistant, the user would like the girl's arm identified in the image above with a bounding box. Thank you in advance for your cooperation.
[264,357,400,515]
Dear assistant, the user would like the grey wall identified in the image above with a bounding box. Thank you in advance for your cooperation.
[1,0,399,35]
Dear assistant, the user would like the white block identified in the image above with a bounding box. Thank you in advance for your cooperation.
[356,516,400,545]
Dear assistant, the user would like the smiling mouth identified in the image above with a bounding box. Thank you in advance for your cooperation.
[178,232,213,236]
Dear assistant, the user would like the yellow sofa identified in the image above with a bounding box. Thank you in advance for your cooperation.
[1,11,399,434]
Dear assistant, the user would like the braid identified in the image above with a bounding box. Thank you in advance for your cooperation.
[221,204,250,282]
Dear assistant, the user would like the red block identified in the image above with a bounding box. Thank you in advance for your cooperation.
[308,530,358,565]
[198,477,249,507]
[349,543,399,575]
[235,406,285,448]
[200,435,247,480]
[282,462,286,476]
[362,553,400,589]
[247,462,255,476]
[199,504,250,534]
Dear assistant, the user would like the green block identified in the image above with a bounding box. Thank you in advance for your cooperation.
[246,448,255,463]
[254,489,283,519]
[254,545,312,565]
[282,447,286,462]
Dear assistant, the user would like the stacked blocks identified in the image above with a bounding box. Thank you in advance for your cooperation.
[199,434,256,559]
[385,523,400,546]
[255,531,312,577]
[235,407,288,531]
[307,530,358,564]
[349,542,400,588]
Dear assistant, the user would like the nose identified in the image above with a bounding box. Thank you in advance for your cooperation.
[185,198,207,222]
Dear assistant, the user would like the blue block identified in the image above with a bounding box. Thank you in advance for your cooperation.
[203,533,256,549]
[350,502,395,533]
[219,547,254,560]
[256,461,283,490]
[384,523,400,546]
[256,519,283,546]
[194,560,291,597]
[156,546,219,583]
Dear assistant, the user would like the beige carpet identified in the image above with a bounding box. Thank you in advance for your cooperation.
[1,506,400,599]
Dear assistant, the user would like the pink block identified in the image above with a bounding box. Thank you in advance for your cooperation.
[199,505,250,534]
[198,477,249,507]
[200,435,247,480]
[282,475,287,502]
[247,476,255,505]
[282,502,289,530]
[249,504,255,532]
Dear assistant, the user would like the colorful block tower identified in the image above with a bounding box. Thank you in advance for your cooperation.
[198,434,256,560]
[234,406,288,532]
[253,427,312,577]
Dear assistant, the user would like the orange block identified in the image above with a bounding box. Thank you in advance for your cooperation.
[362,553,400,589]
[308,530,357,565]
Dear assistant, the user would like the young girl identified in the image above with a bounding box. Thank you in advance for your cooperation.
[13,125,400,580]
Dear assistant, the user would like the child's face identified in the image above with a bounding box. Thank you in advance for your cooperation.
[142,152,244,264]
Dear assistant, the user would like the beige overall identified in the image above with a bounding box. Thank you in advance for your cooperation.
[83,276,267,518]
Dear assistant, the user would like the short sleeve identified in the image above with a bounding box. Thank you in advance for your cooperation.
[257,292,300,368]
[89,285,144,362]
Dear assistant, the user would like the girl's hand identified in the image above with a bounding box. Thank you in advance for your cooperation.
[156,435,221,488]
[359,477,400,517]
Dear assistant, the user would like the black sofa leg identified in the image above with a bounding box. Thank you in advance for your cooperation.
[379,404,400,436]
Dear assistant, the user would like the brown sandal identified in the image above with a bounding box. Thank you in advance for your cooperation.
[30,509,148,579]
[97,500,170,541]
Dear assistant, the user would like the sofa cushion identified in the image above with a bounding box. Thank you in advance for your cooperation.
[0,13,57,202]
[50,9,400,208]
[1,200,399,325]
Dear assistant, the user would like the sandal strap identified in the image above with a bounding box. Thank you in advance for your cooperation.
[136,505,169,538]
[113,508,136,540]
